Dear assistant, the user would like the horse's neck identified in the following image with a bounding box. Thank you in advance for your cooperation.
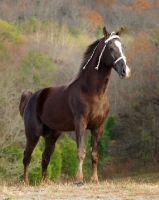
[80,61,112,95]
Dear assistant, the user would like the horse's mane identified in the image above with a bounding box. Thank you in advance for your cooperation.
[66,38,101,86]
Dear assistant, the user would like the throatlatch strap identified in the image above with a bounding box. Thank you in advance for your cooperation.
[83,42,100,69]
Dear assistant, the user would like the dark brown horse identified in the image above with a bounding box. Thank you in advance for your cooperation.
[19,27,131,185]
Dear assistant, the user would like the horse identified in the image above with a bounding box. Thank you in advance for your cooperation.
[19,27,131,185]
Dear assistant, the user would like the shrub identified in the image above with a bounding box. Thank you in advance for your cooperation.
[22,17,41,34]
[0,19,22,44]
[104,115,115,140]
[69,26,82,38]
[28,139,42,185]
[29,137,62,185]
[98,116,115,159]
[123,26,131,35]
[60,134,78,178]
[0,43,8,62]
[0,143,23,182]
[96,25,102,38]
[48,144,62,181]
[17,50,55,90]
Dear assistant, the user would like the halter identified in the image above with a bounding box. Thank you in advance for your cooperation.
[83,32,126,70]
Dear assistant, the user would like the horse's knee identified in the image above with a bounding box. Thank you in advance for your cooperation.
[91,151,98,163]
[77,149,86,160]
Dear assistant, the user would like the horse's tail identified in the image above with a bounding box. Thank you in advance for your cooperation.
[19,90,33,117]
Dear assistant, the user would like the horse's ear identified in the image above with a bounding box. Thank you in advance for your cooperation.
[103,27,110,38]
[116,27,123,36]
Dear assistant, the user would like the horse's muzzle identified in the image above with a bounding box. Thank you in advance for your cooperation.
[119,65,131,79]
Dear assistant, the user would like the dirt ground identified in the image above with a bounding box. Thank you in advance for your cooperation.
[0,179,159,200]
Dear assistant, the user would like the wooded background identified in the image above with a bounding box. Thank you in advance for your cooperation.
[0,0,159,184]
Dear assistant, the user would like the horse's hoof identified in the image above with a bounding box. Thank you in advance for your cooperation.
[23,180,29,186]
[90,176,99,183]
[75,182,84,187]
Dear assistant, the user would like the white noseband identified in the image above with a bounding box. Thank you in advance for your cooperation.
[114,56,126,64]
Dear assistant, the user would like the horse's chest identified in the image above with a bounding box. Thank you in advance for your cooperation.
[88,99,109,127]
[93,102,107,117]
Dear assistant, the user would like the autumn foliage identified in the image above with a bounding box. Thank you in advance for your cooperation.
[80,6,104,32]
[126,32,152,78]
[132,0,151,10]
[88,11,104,29]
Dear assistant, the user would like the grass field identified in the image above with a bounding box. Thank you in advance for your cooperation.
[1,175,159,200]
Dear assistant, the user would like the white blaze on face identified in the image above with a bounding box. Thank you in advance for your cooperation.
[114,40,131,77]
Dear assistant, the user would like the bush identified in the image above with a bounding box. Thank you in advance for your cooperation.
[60,134,78,178]
[48,144,62,181]
[0,143,23,182]
[22,17,41,34]
[104,115,115,140]
[28,139,43,185]
[17,50,55,90]
[122,26,131,35]
[96,25,102,38]
[29,137,62,185]
[69,26,82,38]
[0,43,8,62]
[98,116,115,159]
[0,19,22,44]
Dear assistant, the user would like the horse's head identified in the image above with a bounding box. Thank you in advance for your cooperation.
[102,27,131,78]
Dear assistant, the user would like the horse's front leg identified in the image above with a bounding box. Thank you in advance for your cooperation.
[75,116,86,185]
[90,126,104,183]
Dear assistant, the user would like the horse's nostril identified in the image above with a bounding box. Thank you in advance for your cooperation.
[122,68,126,76]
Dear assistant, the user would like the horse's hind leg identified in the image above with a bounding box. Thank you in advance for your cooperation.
[42,129,61,182]
[23,133,40,184]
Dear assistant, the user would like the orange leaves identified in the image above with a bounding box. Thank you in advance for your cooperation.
[80,6,104,32]
[132,0,151,10]
[126,32,153,81]
[154,0,159,7]
[127,32,151,63]
[127,0,151,11]
[88,11,104,29]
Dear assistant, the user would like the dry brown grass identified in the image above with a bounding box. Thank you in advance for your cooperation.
[0,179,159,200]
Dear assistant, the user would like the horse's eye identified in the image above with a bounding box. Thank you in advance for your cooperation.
[109,47,114,52]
